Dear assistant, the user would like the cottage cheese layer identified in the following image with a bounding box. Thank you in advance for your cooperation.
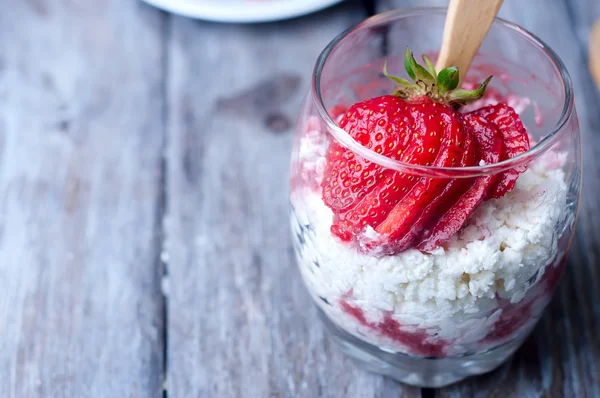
[291,132,570,357]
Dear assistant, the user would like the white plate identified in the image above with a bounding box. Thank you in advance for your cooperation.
[141,0,345,23]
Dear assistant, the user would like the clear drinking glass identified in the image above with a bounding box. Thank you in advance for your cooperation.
[290,8,581,387]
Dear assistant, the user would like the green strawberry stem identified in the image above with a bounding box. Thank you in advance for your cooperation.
[383,47,492,108]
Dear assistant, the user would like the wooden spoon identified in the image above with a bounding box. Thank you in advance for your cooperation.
[590,19,600,91]
[436,0,504,85]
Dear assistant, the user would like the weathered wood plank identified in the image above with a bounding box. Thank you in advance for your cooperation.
[0,0,166,396]
[163,3,420,397]
[378,0,600,396]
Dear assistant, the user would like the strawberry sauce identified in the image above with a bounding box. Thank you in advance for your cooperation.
[340,300,447,357]
[482,299,534,343]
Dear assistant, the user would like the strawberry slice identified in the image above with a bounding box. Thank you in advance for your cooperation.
[323,96,412,212]
[333,128,432,241]
[372,106,465,253]
[327,97,448,242]
[416,114,502,251]
[320,48,528,254]
[408,125,480,247]
[473,103,530,199]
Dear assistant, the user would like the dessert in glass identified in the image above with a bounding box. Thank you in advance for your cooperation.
[290,8,581,387]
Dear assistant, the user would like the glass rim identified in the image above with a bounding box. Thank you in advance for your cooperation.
[311,7,574,178]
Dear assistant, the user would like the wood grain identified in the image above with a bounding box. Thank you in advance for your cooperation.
[163,3,420,398]
[0,0,167,396]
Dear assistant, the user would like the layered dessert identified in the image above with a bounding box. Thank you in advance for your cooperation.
[291,49,571,358]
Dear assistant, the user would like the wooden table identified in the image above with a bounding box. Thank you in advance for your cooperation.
[1,0,598,396]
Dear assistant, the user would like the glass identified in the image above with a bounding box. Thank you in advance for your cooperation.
[290,8,581,388]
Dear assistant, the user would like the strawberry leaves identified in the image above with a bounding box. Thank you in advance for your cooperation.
[404,47,436,84]
[436,66,459,94]
[386,47,492,108]
[383,61,414,88]
[422,55,437,78]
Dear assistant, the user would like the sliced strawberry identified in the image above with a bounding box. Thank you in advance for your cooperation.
[327,98,450,243]
[375,178,449,252]
[410,126,480,246]
[416,114,502,251]
[322,96,412,212]
[473,103,530,199]
[332,165,417,241]
[333,133,428,240]
[320,49,524,254]
[372,106,465,253]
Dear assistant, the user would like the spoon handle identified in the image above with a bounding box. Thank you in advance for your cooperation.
[590,19,600,90]
[436,0,503,85]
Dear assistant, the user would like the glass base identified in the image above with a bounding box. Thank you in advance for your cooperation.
[318,307,524,388]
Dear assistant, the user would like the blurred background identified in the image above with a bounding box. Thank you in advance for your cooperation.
[1,0,599,397]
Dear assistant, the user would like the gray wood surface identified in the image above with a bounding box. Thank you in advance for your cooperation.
[163,3,418,397]
[0,0,166,396]
[2,0,599,396]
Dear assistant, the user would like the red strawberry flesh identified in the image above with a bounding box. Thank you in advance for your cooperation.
[323,96,413,212]
[474,103,530,199]
[374,106,465,252]
[416,114,502,252]
[327,97,448,242]
[408,126,480,248]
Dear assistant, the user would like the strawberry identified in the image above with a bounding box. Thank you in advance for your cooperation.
[406,125,480,250]
[416,106,529,251]
[322,47,529,254]
[330,97,461,250]
[416,114,502,251]
[371,101,465,252]
[322,96,414,213]
[474,103,530,198]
